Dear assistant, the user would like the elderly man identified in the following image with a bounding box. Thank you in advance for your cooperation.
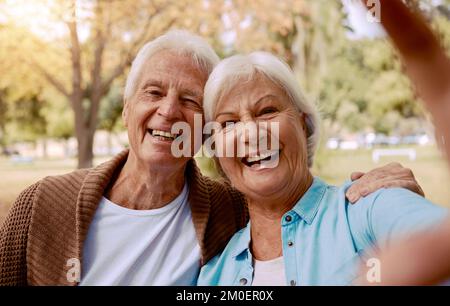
[0,30,424,286]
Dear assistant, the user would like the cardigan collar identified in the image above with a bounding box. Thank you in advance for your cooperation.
[75,149,211,269]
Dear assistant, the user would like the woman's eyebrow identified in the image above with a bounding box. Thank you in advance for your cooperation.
[215,94,278,118]
[215,112,235,119]
[254,94,277,107]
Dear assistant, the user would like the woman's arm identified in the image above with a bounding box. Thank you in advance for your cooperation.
[359,0,450,285]
[374,218,450,285]
[362,0,450,160]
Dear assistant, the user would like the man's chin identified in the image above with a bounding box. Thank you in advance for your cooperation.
[135,149,187,166]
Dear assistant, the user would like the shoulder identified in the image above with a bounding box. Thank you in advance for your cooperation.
[193,171,248,229]
[198,226,248,286]
[39,168,90,191]
[2,168,90,232]
[348,187,447,247]
[1,181,42,233]
[24,168,90,217]
[349,187,445,218]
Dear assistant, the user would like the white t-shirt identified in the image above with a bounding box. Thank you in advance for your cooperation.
[79,183,201,286]
[252,256,287,286]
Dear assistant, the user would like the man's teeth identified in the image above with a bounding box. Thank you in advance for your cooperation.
[246,151,278,163]
[151,129,178,139]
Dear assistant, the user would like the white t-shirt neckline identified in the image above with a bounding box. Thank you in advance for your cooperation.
[100,183,188,216]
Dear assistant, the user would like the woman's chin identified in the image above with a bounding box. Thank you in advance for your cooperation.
[239,165,287,197]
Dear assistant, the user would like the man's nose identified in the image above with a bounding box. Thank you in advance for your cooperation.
[157,94,182,120]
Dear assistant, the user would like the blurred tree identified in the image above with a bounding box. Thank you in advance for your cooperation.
[7,92,48,147]
[0,0,225,168]
[0,89,8,152]
[99,83,123,154]
[226,0,345,100]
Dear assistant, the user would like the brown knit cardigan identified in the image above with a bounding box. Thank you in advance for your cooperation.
[0,150,248,286]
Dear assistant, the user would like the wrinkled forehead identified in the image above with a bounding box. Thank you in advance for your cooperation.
[139,51,208,91]
[214,73,291,115]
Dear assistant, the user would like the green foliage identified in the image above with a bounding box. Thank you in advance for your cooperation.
[7,92,47,142]
[99,84,124,133]
[0,0,449,149]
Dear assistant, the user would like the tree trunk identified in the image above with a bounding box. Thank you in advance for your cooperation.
[76,126,95,169]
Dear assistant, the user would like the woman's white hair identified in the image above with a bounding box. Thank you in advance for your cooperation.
[124,29,220,102]
[203,51,320,167]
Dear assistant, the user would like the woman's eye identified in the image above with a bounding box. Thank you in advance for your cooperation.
[258,107,278,116]
[221,120,238,128]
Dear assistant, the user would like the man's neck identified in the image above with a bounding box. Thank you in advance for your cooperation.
[105,153,187,210]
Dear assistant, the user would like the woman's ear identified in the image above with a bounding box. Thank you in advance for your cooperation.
[298,111,307,134]
[122,100,129,128]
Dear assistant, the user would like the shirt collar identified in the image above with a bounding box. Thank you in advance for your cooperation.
[290,177,327,225]
[231,177,328,258]
[231,223,252,258]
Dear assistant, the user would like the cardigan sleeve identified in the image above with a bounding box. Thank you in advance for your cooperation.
[0,182,39,286]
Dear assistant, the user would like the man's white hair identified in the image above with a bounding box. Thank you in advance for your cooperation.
[124,29,220,102]
[203,51,320,167]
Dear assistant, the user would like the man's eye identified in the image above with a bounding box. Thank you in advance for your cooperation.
[183,98,198,105]
[146,90,162,97]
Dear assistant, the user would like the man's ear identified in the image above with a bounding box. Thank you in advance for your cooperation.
[122,100,129,128]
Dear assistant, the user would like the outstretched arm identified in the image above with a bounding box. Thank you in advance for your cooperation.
[363,0,450,159]
[359,0,450,285]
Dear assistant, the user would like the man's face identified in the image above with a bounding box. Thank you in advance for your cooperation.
[123,51,208,168]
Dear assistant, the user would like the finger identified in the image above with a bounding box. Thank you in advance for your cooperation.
[347,178,421,204]
[346,182,365,204]
[364,179,423,197]
[350,171,365,181]
[381,179,425,197]
[359,162,405,184]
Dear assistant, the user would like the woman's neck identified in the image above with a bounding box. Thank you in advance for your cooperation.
[105,152,187,210]
[248,172,313,261]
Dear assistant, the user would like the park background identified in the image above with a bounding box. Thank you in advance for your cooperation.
[1,0,450,224]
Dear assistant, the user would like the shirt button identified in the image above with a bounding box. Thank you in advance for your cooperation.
[240,278,248,285]
[288,241,294,247]
[285,215,292,222]
[290,280,296,286]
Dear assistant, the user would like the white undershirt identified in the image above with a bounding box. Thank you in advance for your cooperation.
[252,256,287,286]
[80,183,201,286]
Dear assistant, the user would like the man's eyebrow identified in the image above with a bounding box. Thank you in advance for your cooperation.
[140,80,164,90]
[181,88,202,98]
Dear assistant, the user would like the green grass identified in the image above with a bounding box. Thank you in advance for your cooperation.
[1,145,449,225]
[312,145,450,207]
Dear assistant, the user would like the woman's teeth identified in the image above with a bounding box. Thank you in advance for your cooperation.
[149,129,178,140]
[243,150,279,166]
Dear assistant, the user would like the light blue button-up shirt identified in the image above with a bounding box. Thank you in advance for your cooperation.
[198,177,447,286]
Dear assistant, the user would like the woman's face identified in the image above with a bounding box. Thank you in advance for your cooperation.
[213,74,311,200]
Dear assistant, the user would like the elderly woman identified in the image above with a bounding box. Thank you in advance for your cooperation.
[197,52,448,286]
